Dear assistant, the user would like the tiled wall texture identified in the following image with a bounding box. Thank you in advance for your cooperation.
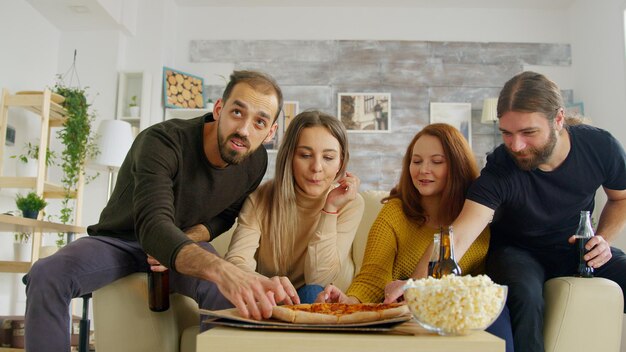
[191,40,571,191]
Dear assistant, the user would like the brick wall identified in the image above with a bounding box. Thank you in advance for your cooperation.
[192,40,571,190]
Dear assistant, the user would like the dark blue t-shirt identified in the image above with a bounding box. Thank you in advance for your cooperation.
[467,124,626,251]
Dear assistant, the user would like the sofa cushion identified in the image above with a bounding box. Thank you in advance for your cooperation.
[351,190,388,272]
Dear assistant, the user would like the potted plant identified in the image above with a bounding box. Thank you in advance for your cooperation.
[15,192,47,219]
[129,95,140,117]
[11,141,57,177]
[53,81,99,246]
[14,232,31,243]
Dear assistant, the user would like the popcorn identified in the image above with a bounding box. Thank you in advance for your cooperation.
[403,275,506,335]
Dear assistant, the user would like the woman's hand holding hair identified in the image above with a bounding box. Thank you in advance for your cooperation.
[323,171,360,213]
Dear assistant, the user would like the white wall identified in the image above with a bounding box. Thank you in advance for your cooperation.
[173,6,571,87]
[0,1,122,316]
[0,0,62,316]
[567,0,626,250]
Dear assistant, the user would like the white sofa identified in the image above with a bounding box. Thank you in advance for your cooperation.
[92,191,624,352]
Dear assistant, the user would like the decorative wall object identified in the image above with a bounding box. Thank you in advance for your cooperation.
[263,101,300,152]
[566,102,584,116]
[430,102,472,145]
[163,67,205,109]
[338,93,390,133]
[282,101,299,136]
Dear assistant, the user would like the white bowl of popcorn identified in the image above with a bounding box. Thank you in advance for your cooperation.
[403,275,507,336]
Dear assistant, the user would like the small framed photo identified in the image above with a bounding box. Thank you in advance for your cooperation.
[263,101,300,152]
[163,67,205,109]
[566,102,585,117]
[338,93,390,132]
[282,101,299,136]
[430,102,472,145]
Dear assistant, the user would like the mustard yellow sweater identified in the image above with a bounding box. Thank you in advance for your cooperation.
[346,198,490,303]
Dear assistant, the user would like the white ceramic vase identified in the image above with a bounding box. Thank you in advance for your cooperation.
[129,106,140,117]
[15,158,38,177]
[13,242,32,262]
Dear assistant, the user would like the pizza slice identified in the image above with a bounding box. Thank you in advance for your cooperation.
[271,302,409,324]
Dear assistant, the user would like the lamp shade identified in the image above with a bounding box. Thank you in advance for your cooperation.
[481,98,499,124]
[91,120,134,170]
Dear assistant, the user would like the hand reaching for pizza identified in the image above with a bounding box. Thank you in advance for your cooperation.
[266,276,300,306]
[383,280,406,304]
[174,243,289,320]
[315,284,359,304]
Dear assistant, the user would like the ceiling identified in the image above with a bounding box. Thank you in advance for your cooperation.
[25,0,576,32]
[25,0,123,31]
[175,0,575,9]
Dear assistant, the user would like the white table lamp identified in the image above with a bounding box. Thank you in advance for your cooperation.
[481,98,499,151]
[91,120,134,199]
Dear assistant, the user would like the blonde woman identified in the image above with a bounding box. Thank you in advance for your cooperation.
[225,110,364,303]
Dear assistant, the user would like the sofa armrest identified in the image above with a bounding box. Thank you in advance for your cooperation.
[93,273,199,352]
[543,276,623,352]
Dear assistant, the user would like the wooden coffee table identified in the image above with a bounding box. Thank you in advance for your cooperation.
[196,320,504,352]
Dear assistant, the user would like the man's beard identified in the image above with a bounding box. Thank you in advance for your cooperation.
[506,126,558,171]
[217,122,253,165]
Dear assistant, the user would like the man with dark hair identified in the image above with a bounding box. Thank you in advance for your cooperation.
[24,70,297,351]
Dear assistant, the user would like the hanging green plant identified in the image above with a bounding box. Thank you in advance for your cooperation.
[53,80,99,246]
[10,141,57,166]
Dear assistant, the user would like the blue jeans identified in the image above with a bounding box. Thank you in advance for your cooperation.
[297,284,324,303]
[485,305,514,352]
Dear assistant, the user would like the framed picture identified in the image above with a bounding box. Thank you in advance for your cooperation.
[163,67,205,109]
[263,101,300,152]
[338,93,390,132]
[282,101,299,135]
[566,102,585,116]
[430,102,472,145]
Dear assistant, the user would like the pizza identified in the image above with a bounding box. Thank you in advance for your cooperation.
[271,302,410,324]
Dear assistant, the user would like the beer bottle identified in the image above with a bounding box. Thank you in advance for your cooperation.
[574,210,594,278]
[432,226,462,279]
[148,269,170,312]
[427,231,441,277]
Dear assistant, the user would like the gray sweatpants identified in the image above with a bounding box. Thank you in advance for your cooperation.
[24,236,231,352]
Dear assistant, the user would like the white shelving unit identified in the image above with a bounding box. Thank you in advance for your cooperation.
[0,89,86,273]
[116,71,152,135]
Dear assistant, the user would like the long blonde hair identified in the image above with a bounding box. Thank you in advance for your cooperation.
[257,110,349,274]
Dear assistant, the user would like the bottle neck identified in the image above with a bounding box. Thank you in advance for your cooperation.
[439,229,456,260]
[430,233,440,261]
[577,211,594,238]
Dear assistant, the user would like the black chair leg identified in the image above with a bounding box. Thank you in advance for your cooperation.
[79,293,92,352]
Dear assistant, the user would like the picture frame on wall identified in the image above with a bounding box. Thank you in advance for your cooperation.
[263,101,300,152]
[163,67,205,109]
[282,101,299,136]
[430,102,472,145]
[338,93,390,132]
[565,102,585,117]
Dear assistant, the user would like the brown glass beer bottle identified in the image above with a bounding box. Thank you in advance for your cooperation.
[432,226,462,279]
[427,232,441,277]
[148,269,170,312]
